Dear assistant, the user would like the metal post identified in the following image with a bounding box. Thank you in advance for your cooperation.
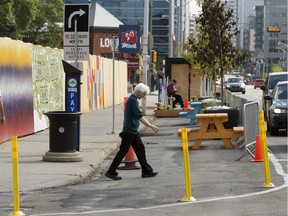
[112,36,115,134]
[74,19,78,68]
[142,0,149,115]
[169,0,174,57]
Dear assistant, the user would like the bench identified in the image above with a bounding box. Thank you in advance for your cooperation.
[177,113,244,149]
[179,102,203,125]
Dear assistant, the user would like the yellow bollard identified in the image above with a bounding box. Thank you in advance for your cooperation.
[259,111,275,188]
[180,128,196,202]
[9,136,25,216]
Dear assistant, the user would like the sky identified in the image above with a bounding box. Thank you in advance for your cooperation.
[190,0,201,15]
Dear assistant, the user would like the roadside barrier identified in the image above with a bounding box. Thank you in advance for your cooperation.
[237,101,259,160]
[9,136,25,216]
[259,110,275,188]
[180,128,196,202]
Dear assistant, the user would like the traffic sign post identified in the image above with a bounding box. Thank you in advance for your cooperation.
[64,4,90,62]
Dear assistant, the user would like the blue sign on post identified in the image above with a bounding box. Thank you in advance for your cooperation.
[66,77,79,112]
[62,60,82,151]
[118,25,140,53]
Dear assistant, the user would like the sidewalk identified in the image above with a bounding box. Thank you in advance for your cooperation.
[0,92,159,193]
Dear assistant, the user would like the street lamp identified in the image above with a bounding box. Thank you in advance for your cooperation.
[257,55,268,76]
[276,47,288,69]
[278,42,288,49]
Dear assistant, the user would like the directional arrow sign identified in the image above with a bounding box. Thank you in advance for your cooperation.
[64,4,90,54]
[64,4,89,32]
[68,9,86,28]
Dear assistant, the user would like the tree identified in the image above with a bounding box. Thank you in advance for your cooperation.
[0,0,64,48]
[183,0,247,104]
[271,64,283,72]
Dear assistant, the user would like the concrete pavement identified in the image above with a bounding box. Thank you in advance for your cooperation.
[1,91,287,216]
[0,92,159,193]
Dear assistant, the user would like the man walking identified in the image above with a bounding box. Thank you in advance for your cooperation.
[105,83,159,180]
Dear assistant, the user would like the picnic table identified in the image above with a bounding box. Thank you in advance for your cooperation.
[178,113,244,150]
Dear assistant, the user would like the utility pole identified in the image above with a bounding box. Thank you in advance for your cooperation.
[169,0,174,57]
[142,0,149,115]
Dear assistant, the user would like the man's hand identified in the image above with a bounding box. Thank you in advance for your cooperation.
[151,124,160,133]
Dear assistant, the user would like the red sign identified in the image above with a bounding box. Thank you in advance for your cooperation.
[122,58,139,69]
[121,30,138,43]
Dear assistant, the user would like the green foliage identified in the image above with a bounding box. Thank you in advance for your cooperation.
[182,0,248,104]
[0,0,64,48]
[0,0,14,31]
[271,64,283,72]
[182,0,247,78]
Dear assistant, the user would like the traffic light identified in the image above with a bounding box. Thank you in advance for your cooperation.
[151,50,157,63]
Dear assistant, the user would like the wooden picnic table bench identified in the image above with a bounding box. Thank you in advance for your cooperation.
[179,101,203,125]
[177,113,244,150]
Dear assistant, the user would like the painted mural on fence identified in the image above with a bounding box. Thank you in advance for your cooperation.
[88,55,104,110]
[0,38,34,143]
[32,46,64,132]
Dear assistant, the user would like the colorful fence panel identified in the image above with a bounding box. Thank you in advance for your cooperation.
[0,37,127,144]
[32,46,64,132]
[0,38,34,143]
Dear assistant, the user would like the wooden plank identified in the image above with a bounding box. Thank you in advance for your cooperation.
[233,126,244,132]
[196,113,228,120]
[155,109,183,117]
[177,128,194,137]
[187,130,243,139]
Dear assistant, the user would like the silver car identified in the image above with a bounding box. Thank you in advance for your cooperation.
[225,77,246,94]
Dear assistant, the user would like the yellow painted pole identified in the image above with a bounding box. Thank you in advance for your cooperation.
[259,111,275,188]
[180,128,196,202]
[9,136,25,216]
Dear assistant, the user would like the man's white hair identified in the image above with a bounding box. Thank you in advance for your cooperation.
[134,83,150,95]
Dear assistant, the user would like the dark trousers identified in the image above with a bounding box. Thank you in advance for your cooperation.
[169,93,184,108]
[107,132,153,174]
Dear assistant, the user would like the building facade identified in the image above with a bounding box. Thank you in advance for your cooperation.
[254,6,264,50]
[263,0,287,70]
[237,0,264,49]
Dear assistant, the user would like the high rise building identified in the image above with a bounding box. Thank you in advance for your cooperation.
[238,0,264,49]
[254,6,264,50]
[263,0,287,69]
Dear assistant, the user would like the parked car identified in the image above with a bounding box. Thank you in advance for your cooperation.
[225,77,246,94]
[254,79,264,89]
[264,81,288,135]
[261,72,288,114]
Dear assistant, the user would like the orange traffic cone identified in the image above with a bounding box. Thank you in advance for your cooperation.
[184,98,189,110]
[251,135,263,162]
[118,146,140,170]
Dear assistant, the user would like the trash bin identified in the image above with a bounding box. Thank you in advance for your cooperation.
[203,106,240,129]
[44,111,82,153]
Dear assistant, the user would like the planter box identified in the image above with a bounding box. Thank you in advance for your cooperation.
[154,109,183,118]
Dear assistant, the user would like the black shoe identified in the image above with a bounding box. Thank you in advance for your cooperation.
[142,171,158,178]
[105,171,122,180]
